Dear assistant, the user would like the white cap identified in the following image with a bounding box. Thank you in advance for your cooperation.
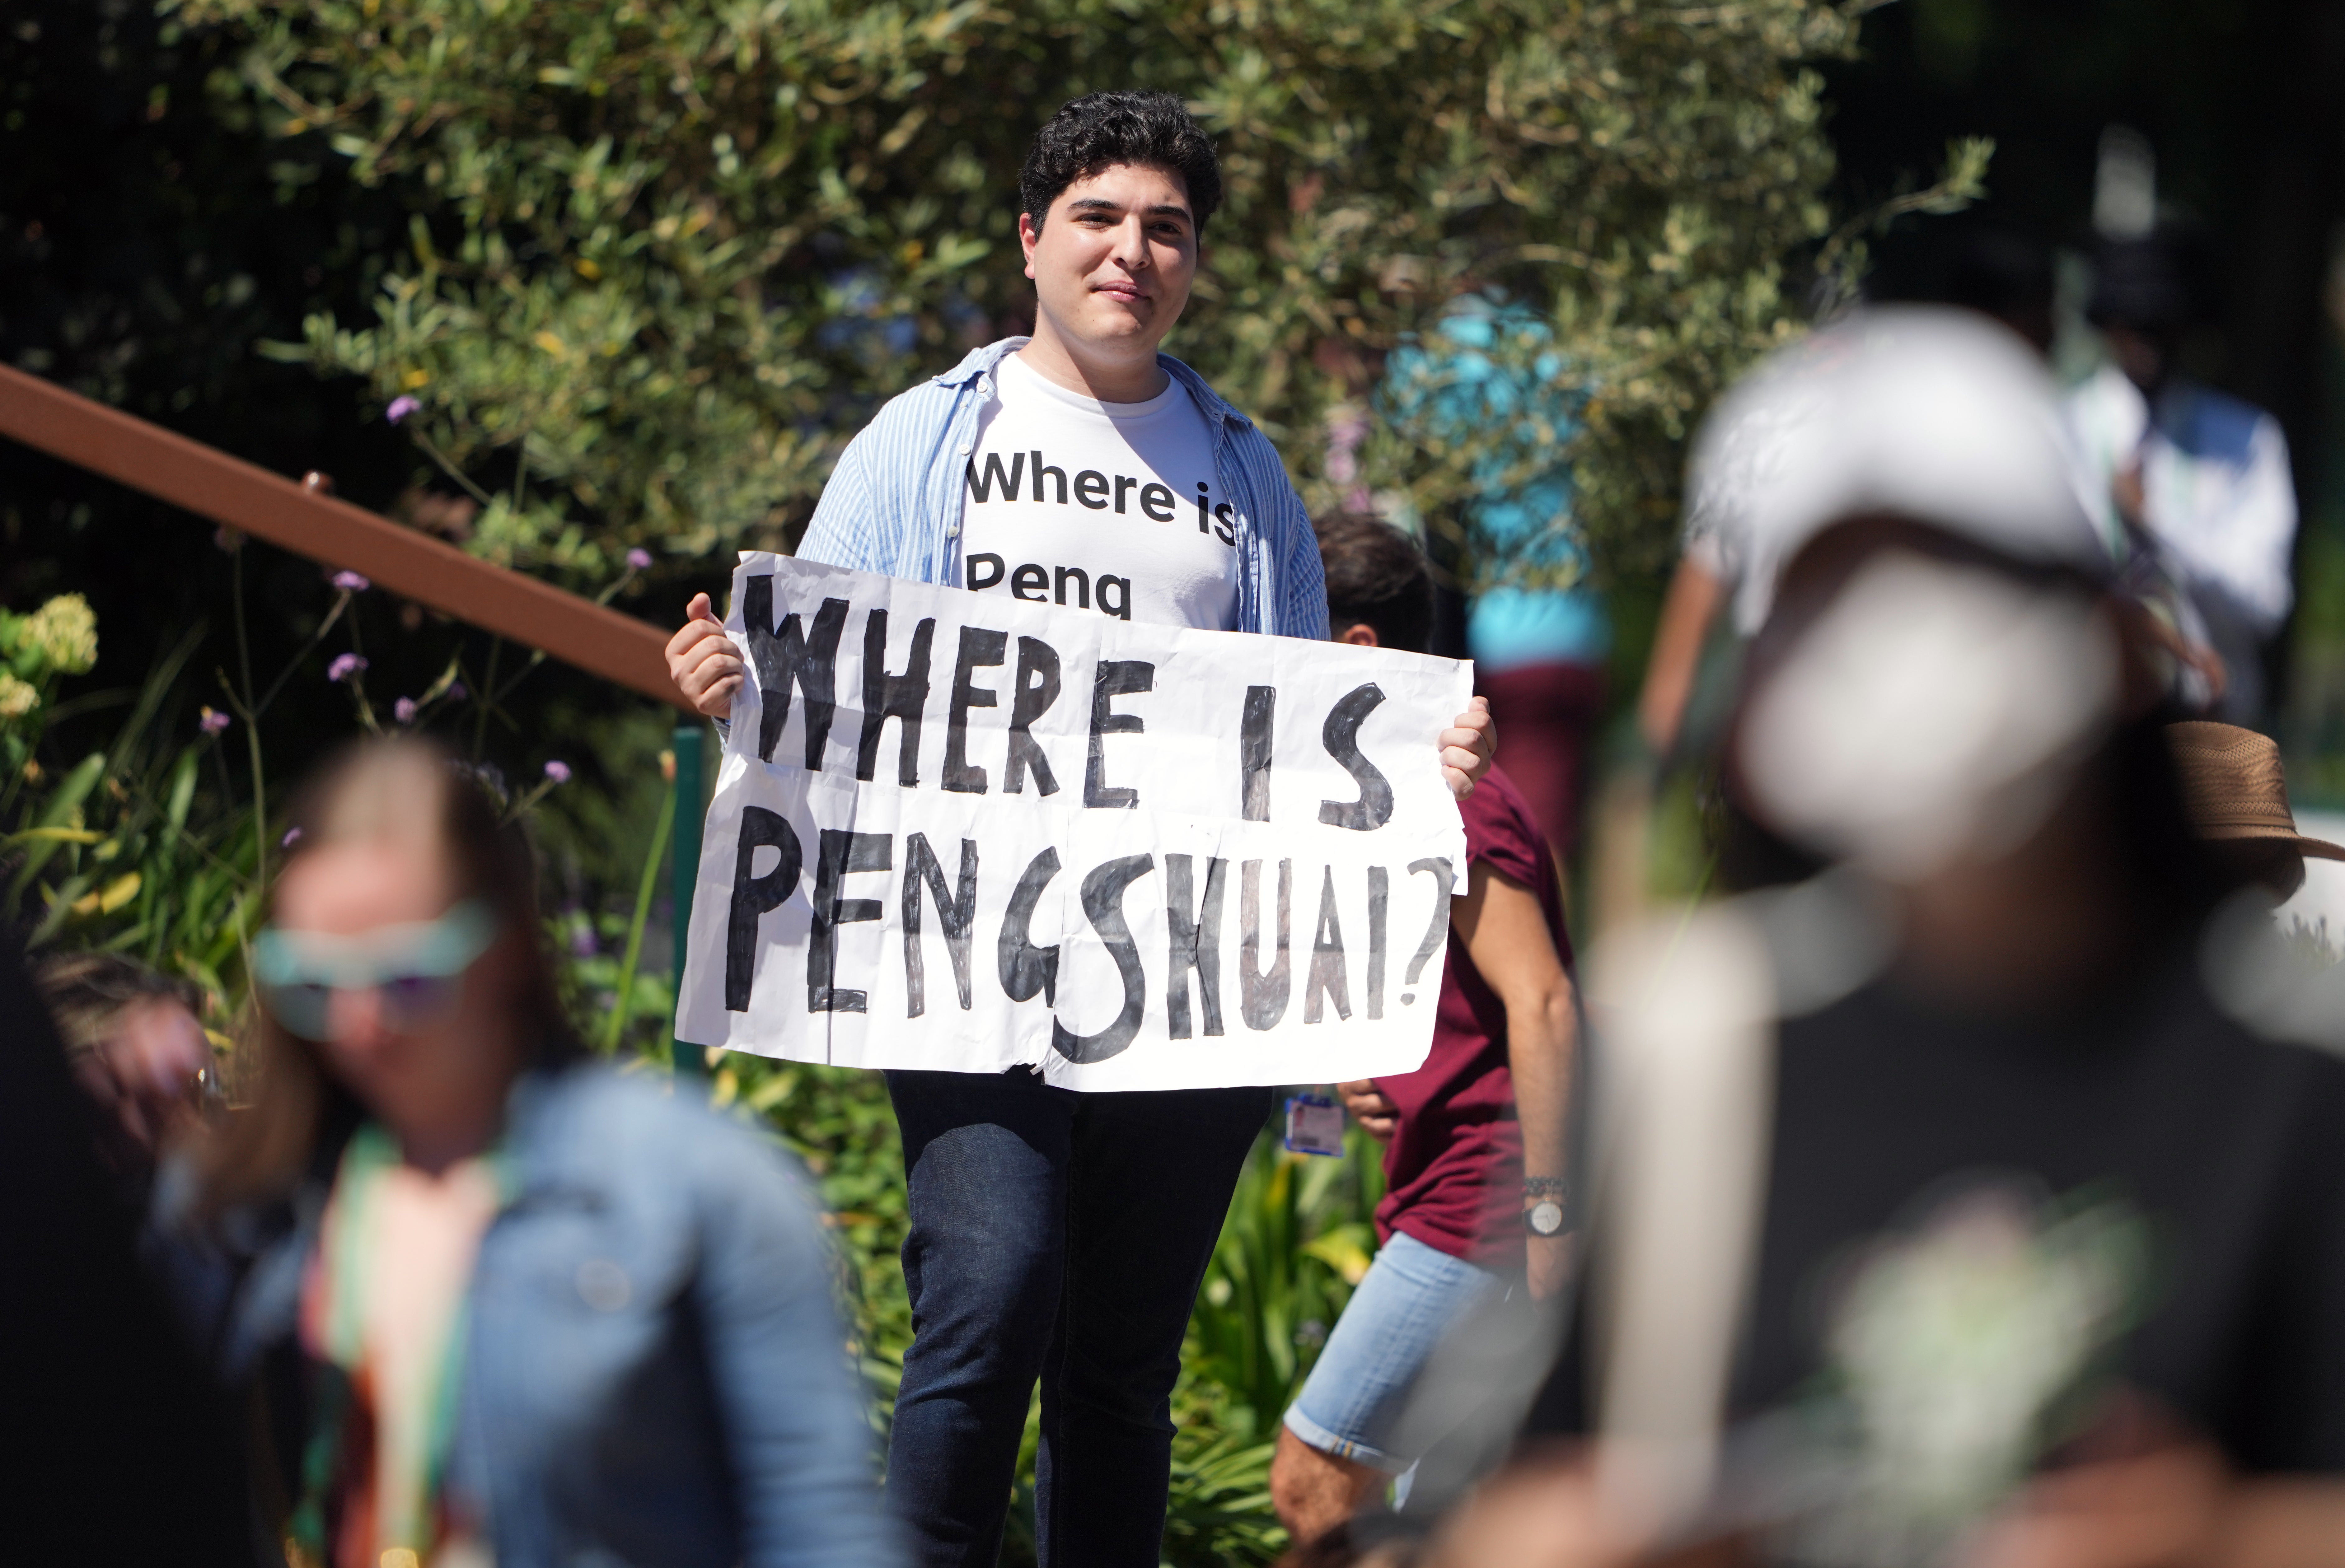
[1692,307,2108,631]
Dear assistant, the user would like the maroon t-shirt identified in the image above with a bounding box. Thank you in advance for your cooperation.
[1372,764,1571,1270]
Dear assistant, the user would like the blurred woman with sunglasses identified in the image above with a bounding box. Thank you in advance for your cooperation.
[157,737,899,1568]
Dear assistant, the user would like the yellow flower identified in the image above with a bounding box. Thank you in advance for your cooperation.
[21,593,97,674]
[0,671,37,718]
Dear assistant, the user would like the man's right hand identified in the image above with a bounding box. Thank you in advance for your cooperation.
[1338,1080,1399,1143]
[667,592,746,720]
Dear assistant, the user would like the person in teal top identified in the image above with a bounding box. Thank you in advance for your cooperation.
[1383,294,1610,867]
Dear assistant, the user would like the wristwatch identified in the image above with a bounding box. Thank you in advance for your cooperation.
[1523,1176,1567,1238]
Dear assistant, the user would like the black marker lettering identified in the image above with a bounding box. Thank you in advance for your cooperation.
[943,627,1007,793]
[725,807,803,1011]
[809,828,891,1014]
[1086,659,1154,808]
[856,609,934,786]
[902,833,978,1016]
[1005,636,1062,796]
[1165,853,1227,1040]
[1304,866,1352,1023]
[1239,857,1292,1030]
[1318,683,1394,830]
[741,577,847,769]
[999,848,1062,1004]
[1050,854,1155,1065]
[1402,857,1453,1000]
[1241,686,1275,821]
[1366,866,1389,1020]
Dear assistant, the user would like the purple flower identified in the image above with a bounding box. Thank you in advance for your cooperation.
[569,922,599,958]
[543,760,572,784]
[386,395,421,425]
[331,570,371,593]
[281,827,303,848]
[327,653,367,683]
[625,547,653,571]
[394,697,418,725]
[446,682,467,703]
[199,706,231,735]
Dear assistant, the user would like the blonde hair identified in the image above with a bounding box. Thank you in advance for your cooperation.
[194,737,582,1213]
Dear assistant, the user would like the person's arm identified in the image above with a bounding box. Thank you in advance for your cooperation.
[1451,859,1578,1300]
[695,1133,904,1568]
[1637,555,1724,758]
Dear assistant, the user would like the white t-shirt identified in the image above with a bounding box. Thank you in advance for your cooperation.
[959,351,1238,630]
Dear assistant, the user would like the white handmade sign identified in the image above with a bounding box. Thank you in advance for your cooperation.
[675,554,1471,1091]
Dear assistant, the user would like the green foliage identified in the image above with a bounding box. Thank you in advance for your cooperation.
[1,611,266,1012]
[171,0,1872,585]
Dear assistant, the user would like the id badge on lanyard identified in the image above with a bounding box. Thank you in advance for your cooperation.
[1283,1093,1346,1157]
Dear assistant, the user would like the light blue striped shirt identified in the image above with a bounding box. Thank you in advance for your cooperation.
[796,338,1330,641]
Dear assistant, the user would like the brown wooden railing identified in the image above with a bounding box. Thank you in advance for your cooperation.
[0,362,686,712]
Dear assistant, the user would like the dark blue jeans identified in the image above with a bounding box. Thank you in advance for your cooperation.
[884,1069,1273,1567]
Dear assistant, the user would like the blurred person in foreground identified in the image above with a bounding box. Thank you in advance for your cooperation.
[1268,516,1580,1550]
[1443,309,2345,1568]
[0,931,248,1563]
[2068,232,2296,725]
[1637,221,2227,764]
[35,949,213,1202]
[156,738,896,1568]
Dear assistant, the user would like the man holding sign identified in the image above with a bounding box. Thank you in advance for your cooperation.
[667,91,1493,1568]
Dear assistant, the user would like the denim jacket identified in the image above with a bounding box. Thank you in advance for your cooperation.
[168,1064,899,1568]
[795,338,1332,641]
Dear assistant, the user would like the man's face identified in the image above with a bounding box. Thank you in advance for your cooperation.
[2104,324,2172,396]
[1021,162,1197,361]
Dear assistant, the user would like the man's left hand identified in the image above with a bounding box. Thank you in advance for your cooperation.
[1441,697,1496,800]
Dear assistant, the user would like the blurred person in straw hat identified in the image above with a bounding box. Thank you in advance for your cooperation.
[1430,307,2345,1568]
[2164,720,2345,903]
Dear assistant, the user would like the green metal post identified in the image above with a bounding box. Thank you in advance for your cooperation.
[671,720,707,1076]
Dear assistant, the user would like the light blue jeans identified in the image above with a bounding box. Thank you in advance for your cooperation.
[1282,1230,1511,1476]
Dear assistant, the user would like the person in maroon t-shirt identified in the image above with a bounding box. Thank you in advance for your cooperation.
[1269,516,1580,1547]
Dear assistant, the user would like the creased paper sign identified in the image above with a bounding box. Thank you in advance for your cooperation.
[676,554,1471,1091]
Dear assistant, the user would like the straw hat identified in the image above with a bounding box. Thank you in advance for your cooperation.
[2166,722,2345,861]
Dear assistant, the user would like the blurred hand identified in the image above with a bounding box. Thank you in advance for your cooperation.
[1338,1079,1398,1143]
[1443,696,1496,799]
[1961,1443,2225,1568]
[2112,461,2148,532]
[1430,1446,1647,1568]
[667,593,745,720]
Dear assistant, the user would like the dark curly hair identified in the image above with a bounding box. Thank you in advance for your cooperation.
[1315,512,1434,655]
[1019,91,1223,235]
